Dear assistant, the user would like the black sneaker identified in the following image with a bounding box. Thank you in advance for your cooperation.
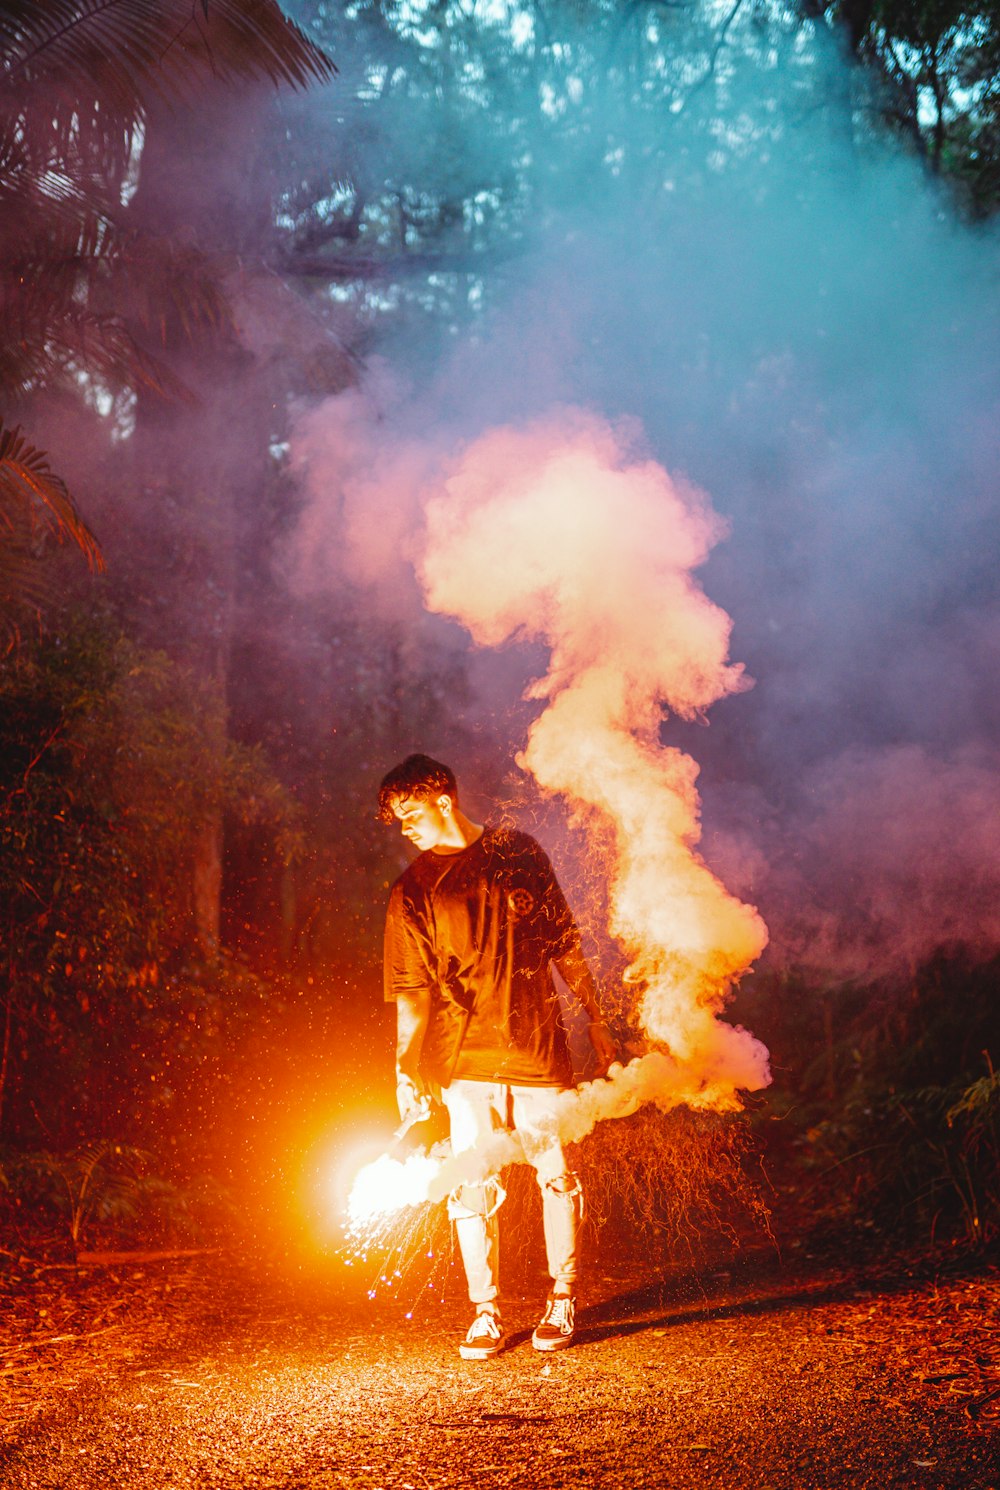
[532,1292,576,1351]
[459,1307,506,1360]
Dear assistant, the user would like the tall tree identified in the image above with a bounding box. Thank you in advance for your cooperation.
[0,0,333,643]
[810,0,1000,214]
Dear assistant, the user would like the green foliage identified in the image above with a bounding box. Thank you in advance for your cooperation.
[798,1058,999,1248]
[745,959,1000,1248]
[280,0,1000,337]
[822,0,1000,209]
[0,609,302,1146]
[938,1056,1000,1242]
[0,1140,240,1253]
[4,1141,149,1251]
[283,0,831,331]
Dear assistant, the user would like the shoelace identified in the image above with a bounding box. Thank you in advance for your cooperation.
[545,1296,573,1330]
[471,1311,501,1340]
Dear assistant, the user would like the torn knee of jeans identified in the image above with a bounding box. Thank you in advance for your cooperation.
[447,1177,506,1219]
[541,1172,583,1198]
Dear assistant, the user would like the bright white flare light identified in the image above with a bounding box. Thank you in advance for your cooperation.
[346,1151,443,1232]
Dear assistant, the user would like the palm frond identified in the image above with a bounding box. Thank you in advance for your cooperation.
[0,543,59,611]
[1,214,236,403]
[0,419,103,568]
[2,0,334,100]
[0,3,333,241]
[0,116,137,207]
[0,1,334,650]
[0,4,321,410]
[0,299,198,405]
[0,549,60,653]
[4,225,234,328]
[0,419,105,652]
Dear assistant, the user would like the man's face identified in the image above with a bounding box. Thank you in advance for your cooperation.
[392,793,453,852]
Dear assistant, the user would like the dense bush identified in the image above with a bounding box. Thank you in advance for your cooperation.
[0,610,300,1155]
[738,957,1000,1248]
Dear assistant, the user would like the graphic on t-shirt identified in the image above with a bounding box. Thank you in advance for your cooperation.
[507,886,536,919]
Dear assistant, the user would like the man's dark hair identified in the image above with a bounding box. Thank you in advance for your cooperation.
[378,754,458,823]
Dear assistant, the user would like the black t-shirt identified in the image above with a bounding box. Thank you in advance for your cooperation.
[383,826,579,1088]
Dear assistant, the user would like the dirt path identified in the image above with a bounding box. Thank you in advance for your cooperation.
[1,1246,997,1489]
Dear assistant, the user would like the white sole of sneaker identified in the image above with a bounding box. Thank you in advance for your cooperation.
[531,1334,574,1352]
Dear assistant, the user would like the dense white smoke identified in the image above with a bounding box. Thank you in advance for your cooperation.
[347,1049,742,1231]
[420,413,769,1092]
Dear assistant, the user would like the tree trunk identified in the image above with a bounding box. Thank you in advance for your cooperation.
[121,84,281,957]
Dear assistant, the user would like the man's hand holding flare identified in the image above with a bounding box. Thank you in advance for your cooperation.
[396,1070,431,1127]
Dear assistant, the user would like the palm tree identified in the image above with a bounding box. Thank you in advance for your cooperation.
[0,0,333,644]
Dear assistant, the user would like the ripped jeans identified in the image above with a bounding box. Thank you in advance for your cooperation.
[442,1079,583,1307]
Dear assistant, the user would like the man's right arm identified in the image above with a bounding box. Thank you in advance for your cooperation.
[395,988,432,1123]
[384,881,434,1122]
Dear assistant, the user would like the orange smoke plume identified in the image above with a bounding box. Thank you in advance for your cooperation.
[420,411,769,1104]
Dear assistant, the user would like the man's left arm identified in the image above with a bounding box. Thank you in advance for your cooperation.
[530,834,617,1073]
[553,942,617,1074]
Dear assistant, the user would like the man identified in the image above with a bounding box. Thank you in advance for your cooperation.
[379,753,616,1360]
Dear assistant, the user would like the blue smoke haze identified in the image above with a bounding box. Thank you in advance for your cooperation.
[284,5,1000,983]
